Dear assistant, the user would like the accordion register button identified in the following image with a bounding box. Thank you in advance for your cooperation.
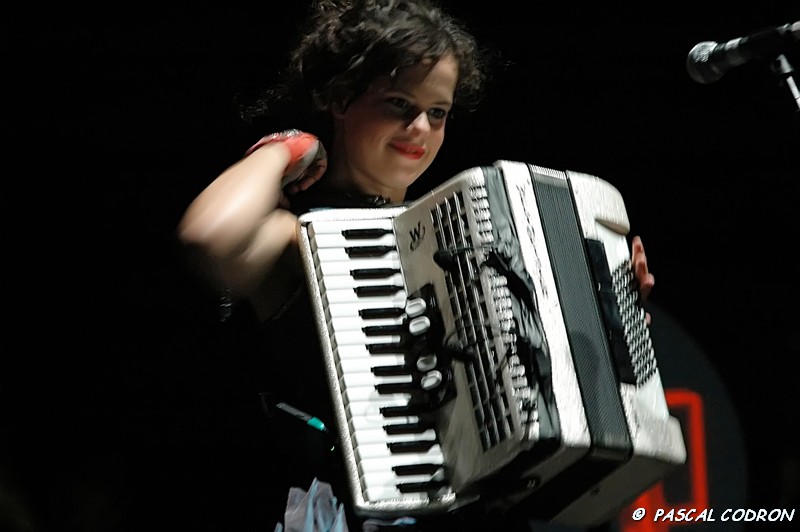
[407,316,430,336]
[420,370,443,390]
[405,298,427,318]
[416,355,437,372]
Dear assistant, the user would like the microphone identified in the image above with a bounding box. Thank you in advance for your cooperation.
[686,21,800,83]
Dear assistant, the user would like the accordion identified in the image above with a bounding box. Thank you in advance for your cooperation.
[296,160,686,526]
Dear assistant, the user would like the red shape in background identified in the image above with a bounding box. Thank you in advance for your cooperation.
[619,388,708,532]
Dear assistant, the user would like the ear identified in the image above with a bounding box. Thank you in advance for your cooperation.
[331,99,348,118]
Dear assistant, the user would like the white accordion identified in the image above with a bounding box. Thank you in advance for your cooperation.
[296,160,686,526]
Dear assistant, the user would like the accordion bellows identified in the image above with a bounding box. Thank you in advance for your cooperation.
[296,160,686,526]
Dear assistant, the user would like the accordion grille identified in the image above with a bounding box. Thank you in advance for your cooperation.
[612,260,657,385]
[429,185,524,451]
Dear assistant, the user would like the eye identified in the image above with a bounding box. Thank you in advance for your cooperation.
[427,108,449,121]
[386,97,411,111]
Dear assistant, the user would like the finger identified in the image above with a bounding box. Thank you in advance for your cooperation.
[297,162,328,191]
[284,182,301,195]
[278,191,291,210]
[639,273,654,300]
[631,235,644,254]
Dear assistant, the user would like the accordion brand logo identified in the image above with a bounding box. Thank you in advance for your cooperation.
[409,221,426,251]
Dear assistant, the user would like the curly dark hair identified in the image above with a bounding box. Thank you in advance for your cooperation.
[243,0,487,129]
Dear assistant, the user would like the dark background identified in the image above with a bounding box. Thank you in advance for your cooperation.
[5,1,799,531]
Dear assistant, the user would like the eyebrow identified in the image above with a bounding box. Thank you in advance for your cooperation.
[385,87,453,107]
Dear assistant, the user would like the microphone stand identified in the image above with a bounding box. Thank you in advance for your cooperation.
[770,53,800,113]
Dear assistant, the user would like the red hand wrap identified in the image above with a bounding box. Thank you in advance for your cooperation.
[245,129,321,183]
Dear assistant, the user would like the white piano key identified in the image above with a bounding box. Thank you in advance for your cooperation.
[329,315,404,332]
[337,355,407,374]
[346,397,410,420]
[355,440,442,461]
[326,302,406,322]
[361,471,439,497]
[344,384,412,403]
[358,449,444,473]
[312,232,397,248]
[317,258,402,276]
[358,454,444,479]
[314,248,400,263]
[340,372,411,388]
[335,345,406,360]
[309,218,395,235]
[332,330,402,346]
[321,273,406,290]
[364,485,428,503]
[362,469,440,486]
[351,427,437,446]
[322,288,407,305]
[348,413,420,432]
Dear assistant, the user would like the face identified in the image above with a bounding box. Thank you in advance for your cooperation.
[331,54,459,202]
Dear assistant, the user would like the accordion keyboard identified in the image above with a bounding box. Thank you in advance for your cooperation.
[300,211,459,513]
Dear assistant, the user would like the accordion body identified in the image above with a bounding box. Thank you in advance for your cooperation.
[296,160,686,526]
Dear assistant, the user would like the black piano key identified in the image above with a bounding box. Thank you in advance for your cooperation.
[397,479,449,493]
[388,439,438,454]
[371,364,410,377]
[368,343,406,354]
[392,463,441,476]
[376,382,417,395]
[354,284,404,297]
[359,307,405,319]
[350,267,401,280]
[380,404,416,417]
[363,324,405,336]
[342,228,393,239]
[384,421,433,435]
[345,245,395,258]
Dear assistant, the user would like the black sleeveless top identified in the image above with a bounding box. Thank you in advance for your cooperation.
[233,185,535,532]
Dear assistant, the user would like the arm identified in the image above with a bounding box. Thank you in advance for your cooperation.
[178,132,326,317]
[178,143,294,293]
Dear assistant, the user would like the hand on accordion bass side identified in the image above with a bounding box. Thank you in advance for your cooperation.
[631,235,655,325]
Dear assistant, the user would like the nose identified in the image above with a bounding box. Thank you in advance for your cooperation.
[406,111,431,134]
